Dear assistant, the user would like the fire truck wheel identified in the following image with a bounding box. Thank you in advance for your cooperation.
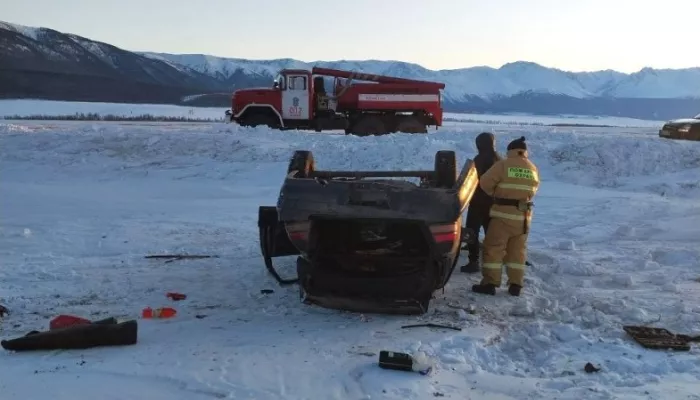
[395,117,428,134]
[287,150,315,178]
[434,150,457,188]
[350,115,387,136]
[243,112,280,128]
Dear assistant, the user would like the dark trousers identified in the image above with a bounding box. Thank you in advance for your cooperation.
[465,206,491,262]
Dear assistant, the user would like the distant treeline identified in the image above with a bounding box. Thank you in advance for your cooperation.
[5,113,633,128]
[3,112,221,122]
[443,116,620,128]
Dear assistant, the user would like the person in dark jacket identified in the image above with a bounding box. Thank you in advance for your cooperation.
[461,132,502,273]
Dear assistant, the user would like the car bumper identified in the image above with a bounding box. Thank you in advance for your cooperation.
[659,128,672,137]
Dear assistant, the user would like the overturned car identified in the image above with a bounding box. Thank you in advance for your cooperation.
[257,150,479,315]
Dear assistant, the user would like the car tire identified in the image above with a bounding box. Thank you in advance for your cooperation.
[434,150,457,188]
[287,150,315,178]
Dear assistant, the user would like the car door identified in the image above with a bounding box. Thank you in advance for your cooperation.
[455,159,479,214]
[282,75,310,120]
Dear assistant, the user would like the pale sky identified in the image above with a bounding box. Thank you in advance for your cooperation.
[2,0,698,73]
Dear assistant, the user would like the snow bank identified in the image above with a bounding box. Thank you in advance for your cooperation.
[548,134,700,191]
[3,118,695,197]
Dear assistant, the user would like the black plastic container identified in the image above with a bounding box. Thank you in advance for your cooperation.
[378,350,414,371]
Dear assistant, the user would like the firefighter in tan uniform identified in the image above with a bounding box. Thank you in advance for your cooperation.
[471,136,540,297]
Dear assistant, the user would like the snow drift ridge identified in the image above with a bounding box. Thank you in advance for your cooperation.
[2,121,699,198]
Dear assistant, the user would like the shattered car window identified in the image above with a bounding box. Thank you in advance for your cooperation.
[357,223,405,254]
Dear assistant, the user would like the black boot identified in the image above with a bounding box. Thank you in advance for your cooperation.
[460,260,480,273]
[471,283,496,295]
[508,284,522,297]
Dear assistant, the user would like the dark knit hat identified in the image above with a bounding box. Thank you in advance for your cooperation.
[507,136,527,151]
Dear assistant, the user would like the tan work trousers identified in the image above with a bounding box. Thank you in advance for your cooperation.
[480,217,528,286]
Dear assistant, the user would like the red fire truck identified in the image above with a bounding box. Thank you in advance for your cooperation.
[225,67,446,135]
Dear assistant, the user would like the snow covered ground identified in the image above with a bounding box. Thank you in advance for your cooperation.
[1,118,699,400]
[0,99,666,128]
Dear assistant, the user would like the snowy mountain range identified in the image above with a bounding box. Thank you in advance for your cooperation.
[140,52,700,102]
[2,20,699,120]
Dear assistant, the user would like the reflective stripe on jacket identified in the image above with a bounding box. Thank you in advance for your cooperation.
[479,149,540,222]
